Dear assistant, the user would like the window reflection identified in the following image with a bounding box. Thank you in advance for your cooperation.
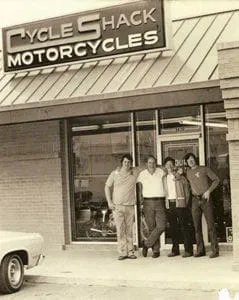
[160,106,201,134]
[136,110,157,166]
[71,113,132,241]
[205,103,231,243]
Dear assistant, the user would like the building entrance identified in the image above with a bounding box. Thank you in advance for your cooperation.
[157,133,209,248]
[69,103,231,246]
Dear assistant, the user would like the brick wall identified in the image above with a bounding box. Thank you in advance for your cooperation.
[218,41,239,270]
[0,120,65,250]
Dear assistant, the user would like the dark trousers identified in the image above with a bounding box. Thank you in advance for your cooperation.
[143,198,166,253]
[191,195,219,254]
[166,202,193,254]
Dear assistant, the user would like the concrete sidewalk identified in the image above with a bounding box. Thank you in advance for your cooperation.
[25,248,239,292]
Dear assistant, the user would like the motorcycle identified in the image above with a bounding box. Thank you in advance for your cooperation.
[85,199,117,239]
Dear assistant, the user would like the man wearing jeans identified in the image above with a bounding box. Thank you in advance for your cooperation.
[184,153,220,258]
[137,155,166,258]
[105,154,138,260]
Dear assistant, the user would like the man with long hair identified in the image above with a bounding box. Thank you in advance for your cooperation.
[184,153,220,258]
[105,154,138,260]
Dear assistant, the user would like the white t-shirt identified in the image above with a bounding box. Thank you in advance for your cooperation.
[167,174,176,200]
[137,168,165,198]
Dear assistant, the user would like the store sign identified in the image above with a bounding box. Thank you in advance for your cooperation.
[2,0,169,73]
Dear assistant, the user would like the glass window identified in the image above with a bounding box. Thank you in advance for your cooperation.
[160,105,201,135]
[205,103,231,243]
[135,110,157,165]
[70,113,132,241]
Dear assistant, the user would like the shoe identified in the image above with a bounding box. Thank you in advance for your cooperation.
[142,241,148,257]
[128,254,137,259]
[194,252,206,257]
[118,255,128,260]
[168,252,180,257]
[182,252,193,258]
[209,252,219,258]
[152,252,160,258]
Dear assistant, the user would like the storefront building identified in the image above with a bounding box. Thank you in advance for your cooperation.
[0,2,239,268]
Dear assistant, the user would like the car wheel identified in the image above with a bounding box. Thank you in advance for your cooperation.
[0,254,24,294]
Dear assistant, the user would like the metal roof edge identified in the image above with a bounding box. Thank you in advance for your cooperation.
[217,40,239,51]
[0,79,220,113]
[172,9,239,22]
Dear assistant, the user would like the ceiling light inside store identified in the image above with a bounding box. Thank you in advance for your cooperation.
[72,125,100,131]
[179,120,228,128]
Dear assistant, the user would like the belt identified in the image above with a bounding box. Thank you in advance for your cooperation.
[144,197,165,200]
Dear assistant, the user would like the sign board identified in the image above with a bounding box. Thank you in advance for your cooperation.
[1,0,170,73]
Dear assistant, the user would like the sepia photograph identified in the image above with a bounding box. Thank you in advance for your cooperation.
[0,0,239,299]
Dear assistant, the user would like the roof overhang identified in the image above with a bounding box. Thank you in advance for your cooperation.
[0,80,221,125]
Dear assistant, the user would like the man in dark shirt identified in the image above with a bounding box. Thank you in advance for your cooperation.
[184,153,220,258]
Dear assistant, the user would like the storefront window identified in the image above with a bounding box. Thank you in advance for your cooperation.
[135,110,157,165]
[160,105,201,135]
[70,113,132,241]
[205,103,231,243]
[69,103,230,246]
[159,105,201,169]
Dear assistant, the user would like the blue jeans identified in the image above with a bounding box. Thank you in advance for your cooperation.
[143,198,166,253]
[191,195,219,254]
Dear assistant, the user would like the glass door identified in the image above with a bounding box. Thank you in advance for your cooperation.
[157,132,204,167]
[157,133,209,248]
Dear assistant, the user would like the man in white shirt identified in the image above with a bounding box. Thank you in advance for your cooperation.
[137,155,166,258]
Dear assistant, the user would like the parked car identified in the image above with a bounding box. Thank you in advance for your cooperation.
[0,230,44,294]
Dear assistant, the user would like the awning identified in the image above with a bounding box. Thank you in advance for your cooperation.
[0,10,238,119]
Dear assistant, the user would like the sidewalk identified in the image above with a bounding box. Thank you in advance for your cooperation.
[25,248,239,292]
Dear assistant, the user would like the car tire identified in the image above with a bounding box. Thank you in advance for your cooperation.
[0,254,24,294]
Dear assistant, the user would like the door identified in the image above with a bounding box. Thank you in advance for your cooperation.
[157,133,204,168]
[157,133,208,248]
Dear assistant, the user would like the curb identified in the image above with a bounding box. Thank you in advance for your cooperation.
[24,274,239,292]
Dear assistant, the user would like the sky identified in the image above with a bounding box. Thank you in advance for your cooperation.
[0,0,239,28]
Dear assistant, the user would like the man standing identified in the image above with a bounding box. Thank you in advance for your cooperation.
[163,157,193,258]
[105,154,138,260]
[184,153,220,258]
[137,155,166,258]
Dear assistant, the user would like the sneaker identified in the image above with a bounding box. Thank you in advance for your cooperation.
[152,252,160,258]
[209,252,219,258]
[182,252,193,258]
[118,255,128,260]
[168,252,180,257]
[128,254,137,259]
[142,241,148,257]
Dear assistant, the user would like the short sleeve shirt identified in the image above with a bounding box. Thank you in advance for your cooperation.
[105,169,137,205]
[137,168,165,198]
[186,166,219,196]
